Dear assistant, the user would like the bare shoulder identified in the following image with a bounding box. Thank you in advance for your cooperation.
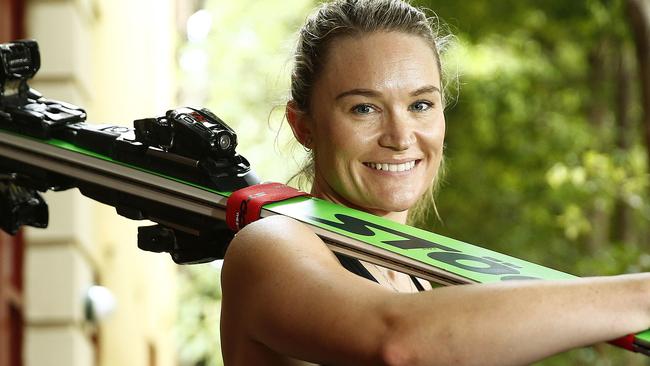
[226,214,325,253]
[221,215,340,302]
[220,216,393,365]
[223,215,335,274]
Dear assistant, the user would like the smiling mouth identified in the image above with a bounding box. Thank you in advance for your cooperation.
[363,160,419,172]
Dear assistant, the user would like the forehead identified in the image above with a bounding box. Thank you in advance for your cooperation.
[317,32,440,95]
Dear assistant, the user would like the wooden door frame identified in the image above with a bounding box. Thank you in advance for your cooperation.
[0,0,24,42]
[0,1,27,366]
[0,232,25,366]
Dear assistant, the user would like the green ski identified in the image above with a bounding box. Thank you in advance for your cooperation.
[1,40,648,355]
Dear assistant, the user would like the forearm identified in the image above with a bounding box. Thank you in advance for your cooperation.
[382,273,650,366]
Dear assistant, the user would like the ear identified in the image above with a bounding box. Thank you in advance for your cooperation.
[286,100,313,149]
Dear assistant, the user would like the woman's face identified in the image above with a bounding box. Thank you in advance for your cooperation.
[303,31,445,219]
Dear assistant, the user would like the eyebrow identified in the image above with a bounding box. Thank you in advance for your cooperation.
[335,89,379,100]
[410,85,441,97]
[335,85,441,100]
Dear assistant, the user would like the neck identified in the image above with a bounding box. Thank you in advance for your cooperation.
[310,178,409,225]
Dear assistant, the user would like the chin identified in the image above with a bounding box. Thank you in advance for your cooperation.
[363,191,420,214]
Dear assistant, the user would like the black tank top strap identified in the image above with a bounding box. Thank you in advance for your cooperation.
[334,253,379,283]
[410,275,425,292]
[334,253,426,292]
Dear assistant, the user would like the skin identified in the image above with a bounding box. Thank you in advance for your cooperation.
[220,31,650,366]
[301,32,445,223]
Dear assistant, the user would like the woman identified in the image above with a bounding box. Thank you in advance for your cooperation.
[220,0,650,364]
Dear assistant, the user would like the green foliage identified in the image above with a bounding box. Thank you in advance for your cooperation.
[175,0,650,364]
[176,265,224,366]
[174,1,314,364]
[413,0,650,364]
[177,0,314,183]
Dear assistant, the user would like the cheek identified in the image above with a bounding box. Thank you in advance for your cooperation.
[433,116,446,151]
[419,117,446,177]
[420,115,446,152]
[315,119,369,167]
[434,113,446,140]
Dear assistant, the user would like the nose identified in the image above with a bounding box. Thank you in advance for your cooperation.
[378,111,415,151]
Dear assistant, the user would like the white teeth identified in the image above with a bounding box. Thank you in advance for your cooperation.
[366,161,417,172]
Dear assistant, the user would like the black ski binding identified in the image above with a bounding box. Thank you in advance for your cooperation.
[0,39,259,264]
[137,224,231,264]
[0,173,48,235]
[0,40,86,138]
[130,106,258,191]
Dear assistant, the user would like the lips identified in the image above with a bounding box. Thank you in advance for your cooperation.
[363,160,418,172]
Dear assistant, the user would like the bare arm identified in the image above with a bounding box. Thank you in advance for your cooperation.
[220,215,650,366]
[382,274,650,365]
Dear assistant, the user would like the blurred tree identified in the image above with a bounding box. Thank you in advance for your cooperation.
[175,0,650,364]
[175,1,314,365]
[413,0,650,364]
[176,264,224,366]
[627,0,650,174]
[177,0,314,183]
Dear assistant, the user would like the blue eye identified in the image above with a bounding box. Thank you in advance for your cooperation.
[351,104,374,115]
[409,101,433,112]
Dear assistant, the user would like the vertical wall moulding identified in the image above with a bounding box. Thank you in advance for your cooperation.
[0,231,25,366]
[23,0,98,365]
[2,1,27,366]
[21,1,179,366]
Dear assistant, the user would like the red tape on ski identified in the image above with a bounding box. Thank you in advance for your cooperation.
[226,183,309,232]
[609,334,636,352]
